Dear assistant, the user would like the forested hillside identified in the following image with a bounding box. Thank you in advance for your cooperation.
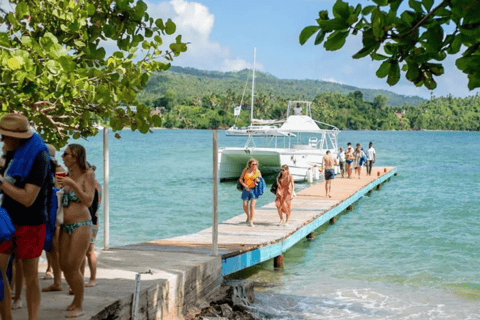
[138,66,424,107]
[135,66,480,131]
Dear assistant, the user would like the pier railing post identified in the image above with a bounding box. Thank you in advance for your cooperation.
[212,130,219,256]
[103,127,110,250]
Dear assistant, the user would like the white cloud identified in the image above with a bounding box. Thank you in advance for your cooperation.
[147,0,263,72]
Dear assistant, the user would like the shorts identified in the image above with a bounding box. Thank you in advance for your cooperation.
[339,161,345,170]
[325,169,335,180]
[0,224,46,259]
[241,188,258,201]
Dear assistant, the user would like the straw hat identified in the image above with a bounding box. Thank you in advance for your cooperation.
[0,114,34,139]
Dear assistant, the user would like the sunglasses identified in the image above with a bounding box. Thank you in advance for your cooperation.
[62,152,72,157]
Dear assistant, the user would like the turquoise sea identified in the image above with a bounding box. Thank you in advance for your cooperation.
[63,129,480,319]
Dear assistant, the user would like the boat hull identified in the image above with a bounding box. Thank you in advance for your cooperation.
[219,147,338,181]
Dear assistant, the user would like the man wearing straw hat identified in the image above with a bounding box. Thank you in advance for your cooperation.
[0,114,51,320]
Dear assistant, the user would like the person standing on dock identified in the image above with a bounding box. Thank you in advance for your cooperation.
[353,144,366,179]
[322,151,337,198]
[275,165,295,226]
[239,159,262,227]
[365,142,376,176]
[57,144,95,318]
[345,146,354,178]
[0,114,52,320]
[338,147,346,178]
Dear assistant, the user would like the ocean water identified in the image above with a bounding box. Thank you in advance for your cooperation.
[62,129,480,319]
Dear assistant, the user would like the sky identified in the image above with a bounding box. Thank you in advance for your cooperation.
[146,0,480,100]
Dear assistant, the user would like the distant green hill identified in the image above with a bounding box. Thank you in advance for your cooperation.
[140,66,425,107]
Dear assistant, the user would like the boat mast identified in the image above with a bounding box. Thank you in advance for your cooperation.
[251,47,256,124]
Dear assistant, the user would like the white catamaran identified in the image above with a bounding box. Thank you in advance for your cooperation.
[219,101,340,181]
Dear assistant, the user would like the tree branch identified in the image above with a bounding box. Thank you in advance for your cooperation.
[402,0,449,38]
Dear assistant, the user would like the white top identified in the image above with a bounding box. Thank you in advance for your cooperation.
[338,151,346,162]
[293,106,302,115]
[367,147,376,161]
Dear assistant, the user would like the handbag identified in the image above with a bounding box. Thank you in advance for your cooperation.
[236,181,244,191]
[270,181,278,195]
[0,208,16,242]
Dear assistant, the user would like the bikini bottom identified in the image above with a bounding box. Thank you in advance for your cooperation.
[61,220,92,235]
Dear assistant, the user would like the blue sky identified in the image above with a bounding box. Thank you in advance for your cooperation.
[147,0,480,100]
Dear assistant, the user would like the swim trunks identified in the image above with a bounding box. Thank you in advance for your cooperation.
[0,224,46,259]
[325,169,335,180]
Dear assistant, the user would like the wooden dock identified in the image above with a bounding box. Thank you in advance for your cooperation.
[120,166,397,276]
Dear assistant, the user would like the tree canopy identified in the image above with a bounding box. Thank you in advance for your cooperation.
[300,0,480,91]
[0,0,187,147]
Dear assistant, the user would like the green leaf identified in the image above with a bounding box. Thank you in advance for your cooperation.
[406,62,420,81]
[376,60,391,78]
[0,33,10,46]
[422,0,434,11]
[372,0,388,6]
[409,0,423,13]
[59,56,76,72]
[165,19,176,35]
[425,63,444,76]
[372,8,385,39]
[142,41,151,50]
[145,28,153,38]
[155,18,165,30]
[332,0,350,19]
[467,73,480,90]
[15,2,29,19]
[314,29,326,45]
[387,60,401,85]
[86,3,96,15]
[154,35,163,45]
[362,6,376,15]
[372,53,388,60]
[324,31,349,51]
[299,26,320,45]
[352,45,376,59]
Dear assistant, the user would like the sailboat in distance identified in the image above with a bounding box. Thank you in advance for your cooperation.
[226,48,284,136]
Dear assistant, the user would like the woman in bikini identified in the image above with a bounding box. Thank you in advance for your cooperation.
[57,144,95,318]
[239,159,262,227]
[345,146,354,178]
[275,165,295,226]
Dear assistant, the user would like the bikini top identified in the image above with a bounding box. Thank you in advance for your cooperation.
[62,188,81,207]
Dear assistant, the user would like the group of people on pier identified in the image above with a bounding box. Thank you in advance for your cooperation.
[238,142,377,224]
[0,114,100,319]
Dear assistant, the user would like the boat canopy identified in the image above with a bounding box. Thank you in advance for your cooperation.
[278,115,323,133]
[251,118,284,125]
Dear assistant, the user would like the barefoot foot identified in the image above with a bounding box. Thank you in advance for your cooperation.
[12,298,22,309]
[66,304,75,311]
[84,280,97,288]
[42,284,62,292]
[43,271,53,280]
[68,287,74,295]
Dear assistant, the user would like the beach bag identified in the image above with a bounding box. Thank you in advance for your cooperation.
[0,208,15,242]
[236,181,243,191]
[270,181,278,195]
[44,187,59,252]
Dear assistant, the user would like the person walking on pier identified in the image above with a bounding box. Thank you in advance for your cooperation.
[239,159,262,227]
[58,144,95,318]
[322,151,337,198]
[275,165,295,226]
[0,114,52,320]
[345,145,354,178]
[338,147,346,178]
[365,142,376,176]
[353,144,366,179]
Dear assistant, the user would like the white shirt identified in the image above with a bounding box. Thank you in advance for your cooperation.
[338,152,346,162]
[367,147,376,161]
[293,106,302,115]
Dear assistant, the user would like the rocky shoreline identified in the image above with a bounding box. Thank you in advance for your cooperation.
[188,280,259,320]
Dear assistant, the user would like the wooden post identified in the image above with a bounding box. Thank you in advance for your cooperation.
[103,127,109,250]
[274,255,284,269]
[377,184,381,190]
[377,171,380,176]
[384,168,387,172]
[330,217,337,224]
[306,232,315,240]
[394,172,398,176]
[212,130,219,256]
[347,205,353,210]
